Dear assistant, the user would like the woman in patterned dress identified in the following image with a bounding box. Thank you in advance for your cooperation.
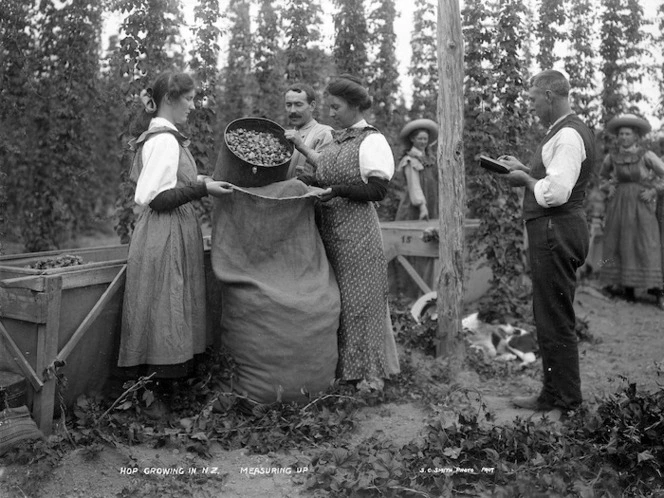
[118,71,232,407]
[285,74,400,391]
[600,114,664,309]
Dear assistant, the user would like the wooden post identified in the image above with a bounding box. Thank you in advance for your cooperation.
[436,0,465,372]
[33,276,62,435]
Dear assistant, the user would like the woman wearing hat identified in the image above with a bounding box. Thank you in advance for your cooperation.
[600,113,664,308]
[392,118,439,299]
[394,119,439,222]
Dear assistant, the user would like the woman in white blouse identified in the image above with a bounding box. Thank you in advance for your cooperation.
[393,119,438,299]
[118,71,231,406]
[286,74,399,392]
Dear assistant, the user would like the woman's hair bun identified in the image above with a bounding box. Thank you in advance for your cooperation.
[327,74,372,111]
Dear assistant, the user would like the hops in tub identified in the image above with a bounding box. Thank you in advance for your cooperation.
[226,128,291,166]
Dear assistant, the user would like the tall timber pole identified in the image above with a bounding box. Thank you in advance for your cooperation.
[435,0,465,375]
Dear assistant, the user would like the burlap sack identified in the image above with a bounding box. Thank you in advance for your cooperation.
[211,180,340,403]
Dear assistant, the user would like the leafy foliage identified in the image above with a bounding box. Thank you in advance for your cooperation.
[2,299,663,498]
[0,0,104,252]
[535,0,565,70]
[658,2,664,121]
[564,0,600,129]
[219,0,256,127]
[187,0,223,226]
[110,0,187,243]
[462,0,534,324]
[253,0,286,120]
[408,0,438,120]
[283,0,323,82]
[188,0,223,177]
[333,0,369,77]
[303,379,664,497]
[600,0,649,123]
[1,0,657,255]
[391,305,438,357]
[367,0,401,135]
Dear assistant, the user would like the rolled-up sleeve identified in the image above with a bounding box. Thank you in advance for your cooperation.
[534,127,585,208]
[134,134,180,206]
[359,133,395,182]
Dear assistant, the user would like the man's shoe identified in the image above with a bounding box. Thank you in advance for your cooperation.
[624,287,636,302]
[511,395,555,411]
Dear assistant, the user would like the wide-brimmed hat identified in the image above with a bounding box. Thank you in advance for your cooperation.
[606,113,651,135]
[399,118,438,146]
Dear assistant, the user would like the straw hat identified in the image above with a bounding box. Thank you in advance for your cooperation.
[399,118,438,146]
[606,114,651,135]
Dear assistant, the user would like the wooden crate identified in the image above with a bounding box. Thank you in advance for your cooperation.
[0,242,221,435]
[381,218,491,302]
[0,245,129,434]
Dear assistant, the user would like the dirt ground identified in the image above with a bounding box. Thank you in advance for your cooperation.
[1,273,662,497]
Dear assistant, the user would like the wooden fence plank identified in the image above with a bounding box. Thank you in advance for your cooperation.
[53,265,126,367]
[0,319,43,391]
[396,255,432,294]
[0,286,47,322]
[33,276,62,435]
[1,264,127,291]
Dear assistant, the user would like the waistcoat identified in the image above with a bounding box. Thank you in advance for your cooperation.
[523,114,595,221]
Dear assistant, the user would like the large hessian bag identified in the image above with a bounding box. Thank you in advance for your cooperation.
[211,180,340,403]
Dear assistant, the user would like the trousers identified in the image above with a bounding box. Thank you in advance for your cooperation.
[526,211,589,409]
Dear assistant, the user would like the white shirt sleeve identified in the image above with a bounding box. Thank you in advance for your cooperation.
[534,127,586,207]
[358,133,395,182]
[134,133,180,206]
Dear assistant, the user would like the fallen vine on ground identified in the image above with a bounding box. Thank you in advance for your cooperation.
[302,377,664,497]
[1,300,661,497]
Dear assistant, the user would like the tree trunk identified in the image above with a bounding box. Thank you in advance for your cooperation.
[435,0,465,374]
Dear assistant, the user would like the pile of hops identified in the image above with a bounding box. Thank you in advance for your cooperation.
[226,128,291,166]
[27,254,84,269]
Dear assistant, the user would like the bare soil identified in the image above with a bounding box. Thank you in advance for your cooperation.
[1,239,663,497]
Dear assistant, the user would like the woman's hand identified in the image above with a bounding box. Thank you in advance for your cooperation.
[318,187,336,202]
[206,181,234,197]
[640,187,657,205]
[284,129,304,150]
[418,204,429,220]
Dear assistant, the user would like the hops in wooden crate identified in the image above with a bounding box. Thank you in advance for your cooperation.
[27,254,85,270]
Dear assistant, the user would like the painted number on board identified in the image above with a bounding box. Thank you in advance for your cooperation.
[401,235,412,244]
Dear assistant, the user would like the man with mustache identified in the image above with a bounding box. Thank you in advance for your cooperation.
[284,83,333,179]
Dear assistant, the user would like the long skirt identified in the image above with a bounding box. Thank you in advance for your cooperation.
[319,198,396,381]
[601,183,663,289]
[118,204,206,369]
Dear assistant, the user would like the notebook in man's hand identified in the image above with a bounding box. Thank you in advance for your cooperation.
[479,155,511,174]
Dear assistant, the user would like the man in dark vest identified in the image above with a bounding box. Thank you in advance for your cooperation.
[498,70,596,413]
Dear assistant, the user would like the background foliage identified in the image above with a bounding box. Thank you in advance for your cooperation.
[2,0,664,320]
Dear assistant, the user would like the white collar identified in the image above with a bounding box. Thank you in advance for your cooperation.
[408,147,424,158]
[149,117,178,131]
[547,112,573,133]
[350,119,369,129]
